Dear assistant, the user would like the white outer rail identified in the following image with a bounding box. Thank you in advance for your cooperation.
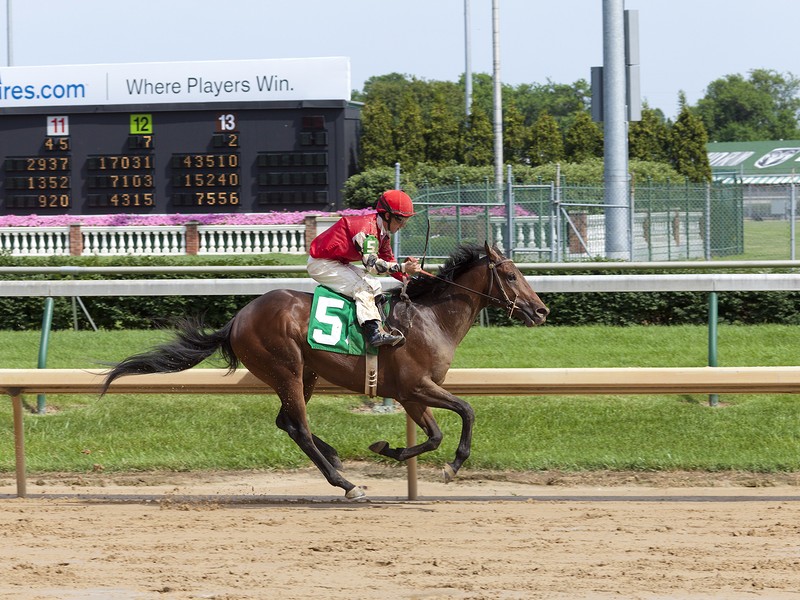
[0,273,797,297]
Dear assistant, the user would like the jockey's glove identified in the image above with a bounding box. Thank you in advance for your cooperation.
[363,254,401,275]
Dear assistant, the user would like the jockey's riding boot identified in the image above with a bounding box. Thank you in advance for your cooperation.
[363,320,404,347]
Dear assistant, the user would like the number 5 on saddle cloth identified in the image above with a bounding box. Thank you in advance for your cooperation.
[307,286,393,356]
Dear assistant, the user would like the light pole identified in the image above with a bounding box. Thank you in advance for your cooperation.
[464,0,472,121]
[5,0,12,66]
[491,0,503,197]
[602,0,630,260]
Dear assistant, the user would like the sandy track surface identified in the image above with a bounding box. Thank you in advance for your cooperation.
[1,464,800,600]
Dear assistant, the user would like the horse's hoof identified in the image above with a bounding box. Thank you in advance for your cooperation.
[442,463,457,483]
[345,486,366,500]
[369,440,389,455]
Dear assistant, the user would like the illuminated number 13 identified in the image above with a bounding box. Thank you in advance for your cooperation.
[217,113,237,131]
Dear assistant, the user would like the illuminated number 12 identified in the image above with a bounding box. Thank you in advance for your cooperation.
[130,114,153,134]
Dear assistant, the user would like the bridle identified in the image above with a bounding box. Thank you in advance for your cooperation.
[412,256,520,318]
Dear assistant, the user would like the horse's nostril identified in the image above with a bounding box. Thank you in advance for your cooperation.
[537,306,550,317]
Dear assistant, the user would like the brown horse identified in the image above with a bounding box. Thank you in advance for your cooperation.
[102,242,549,498]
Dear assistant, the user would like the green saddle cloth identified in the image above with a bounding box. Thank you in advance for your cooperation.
[307,286,384,356]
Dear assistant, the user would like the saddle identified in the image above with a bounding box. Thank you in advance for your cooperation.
[307,286,402,397]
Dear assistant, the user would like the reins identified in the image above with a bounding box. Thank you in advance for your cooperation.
[414,257,519,317]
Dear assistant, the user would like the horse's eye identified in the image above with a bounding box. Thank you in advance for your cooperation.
[507,273,517,282]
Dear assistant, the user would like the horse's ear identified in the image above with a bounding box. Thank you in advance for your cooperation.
[485,241,503,260]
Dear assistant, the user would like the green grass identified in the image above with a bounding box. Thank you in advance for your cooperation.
[1,325,799,474]
[719,219,799,261]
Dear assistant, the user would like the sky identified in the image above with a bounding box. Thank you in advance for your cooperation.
[1,0,798,119]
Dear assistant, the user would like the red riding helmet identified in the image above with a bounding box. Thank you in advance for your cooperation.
[375,190,415,218]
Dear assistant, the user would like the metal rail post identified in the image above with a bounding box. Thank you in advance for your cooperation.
[708,292,719,407]
[405,414,418,500]
[37,297,54,414]
[12,393,27,498]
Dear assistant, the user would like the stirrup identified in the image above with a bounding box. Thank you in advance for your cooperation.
[368,330,404,348]
[364,321,404,347]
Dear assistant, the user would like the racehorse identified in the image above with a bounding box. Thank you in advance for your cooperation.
[102,242,549,498]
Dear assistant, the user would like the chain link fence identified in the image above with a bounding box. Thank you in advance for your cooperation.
[737,181,800,260]
[397,178,780,262]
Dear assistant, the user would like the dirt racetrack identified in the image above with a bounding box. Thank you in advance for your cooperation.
[1,463,799,600]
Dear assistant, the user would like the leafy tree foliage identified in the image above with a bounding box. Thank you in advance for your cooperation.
[696,69,800,141]
[502,101,529,164]
[510,79,592,127]
[528,111,564,166]
[359,98,396,169]
[628,105,670,162]
[355,68,798,179]
[564,111,604,162]
[462,106,494,166]
[669,94,712,182]
[424,89,462,164]
[395,91,426,166]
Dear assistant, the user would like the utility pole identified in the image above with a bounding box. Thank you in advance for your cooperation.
[5,0,12,66]
[464,0,472,121]
[491,0,503,196]
[601,0,630,260]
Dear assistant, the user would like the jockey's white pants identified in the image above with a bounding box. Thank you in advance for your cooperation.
[306,257,383,324]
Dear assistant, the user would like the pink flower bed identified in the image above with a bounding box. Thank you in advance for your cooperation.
[0,209,373,228]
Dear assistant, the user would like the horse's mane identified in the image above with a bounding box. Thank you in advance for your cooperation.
[394,243,485,300]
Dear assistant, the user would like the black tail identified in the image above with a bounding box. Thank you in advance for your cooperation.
[101,319,238,395]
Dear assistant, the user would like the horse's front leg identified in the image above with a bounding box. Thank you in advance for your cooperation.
[370,385,475,483]
[369,402,443,460]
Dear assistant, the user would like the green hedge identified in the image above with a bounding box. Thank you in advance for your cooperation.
[492,267,800,327]
[0,254,302,330]
[1,255,797,330]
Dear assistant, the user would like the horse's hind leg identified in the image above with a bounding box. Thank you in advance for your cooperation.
[274,380,363,499]
[369,402,443,461]
[301,370,343,469]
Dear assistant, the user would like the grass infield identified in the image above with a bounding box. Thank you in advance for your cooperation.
[0,324,798,474]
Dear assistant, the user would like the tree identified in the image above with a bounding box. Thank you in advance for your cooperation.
[695,69,800,141]
[424,89,462,164]
[360,73,413,117]
[669,93,711,182]
[511,79,592,127]
[359,98,396,169]
[395,91,426,166]
[528,111,564,166]
[462,106,494,166]
[628,105,670,162]
[503,102,529,164]
[564,111,603,162]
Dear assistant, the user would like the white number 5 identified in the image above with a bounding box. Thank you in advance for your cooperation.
[312,297,345,345]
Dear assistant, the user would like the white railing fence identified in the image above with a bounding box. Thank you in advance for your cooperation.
[0,227,71,257]
[82,226,185,256]
[197,225,305,255]
[0,224,308,257]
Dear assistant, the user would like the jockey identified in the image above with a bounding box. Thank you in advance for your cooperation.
[307,189,421,347]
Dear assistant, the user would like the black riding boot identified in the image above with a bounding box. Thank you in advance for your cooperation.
[363,320,404,347]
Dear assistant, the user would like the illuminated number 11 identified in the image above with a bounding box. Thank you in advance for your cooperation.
[47,116,69,136]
